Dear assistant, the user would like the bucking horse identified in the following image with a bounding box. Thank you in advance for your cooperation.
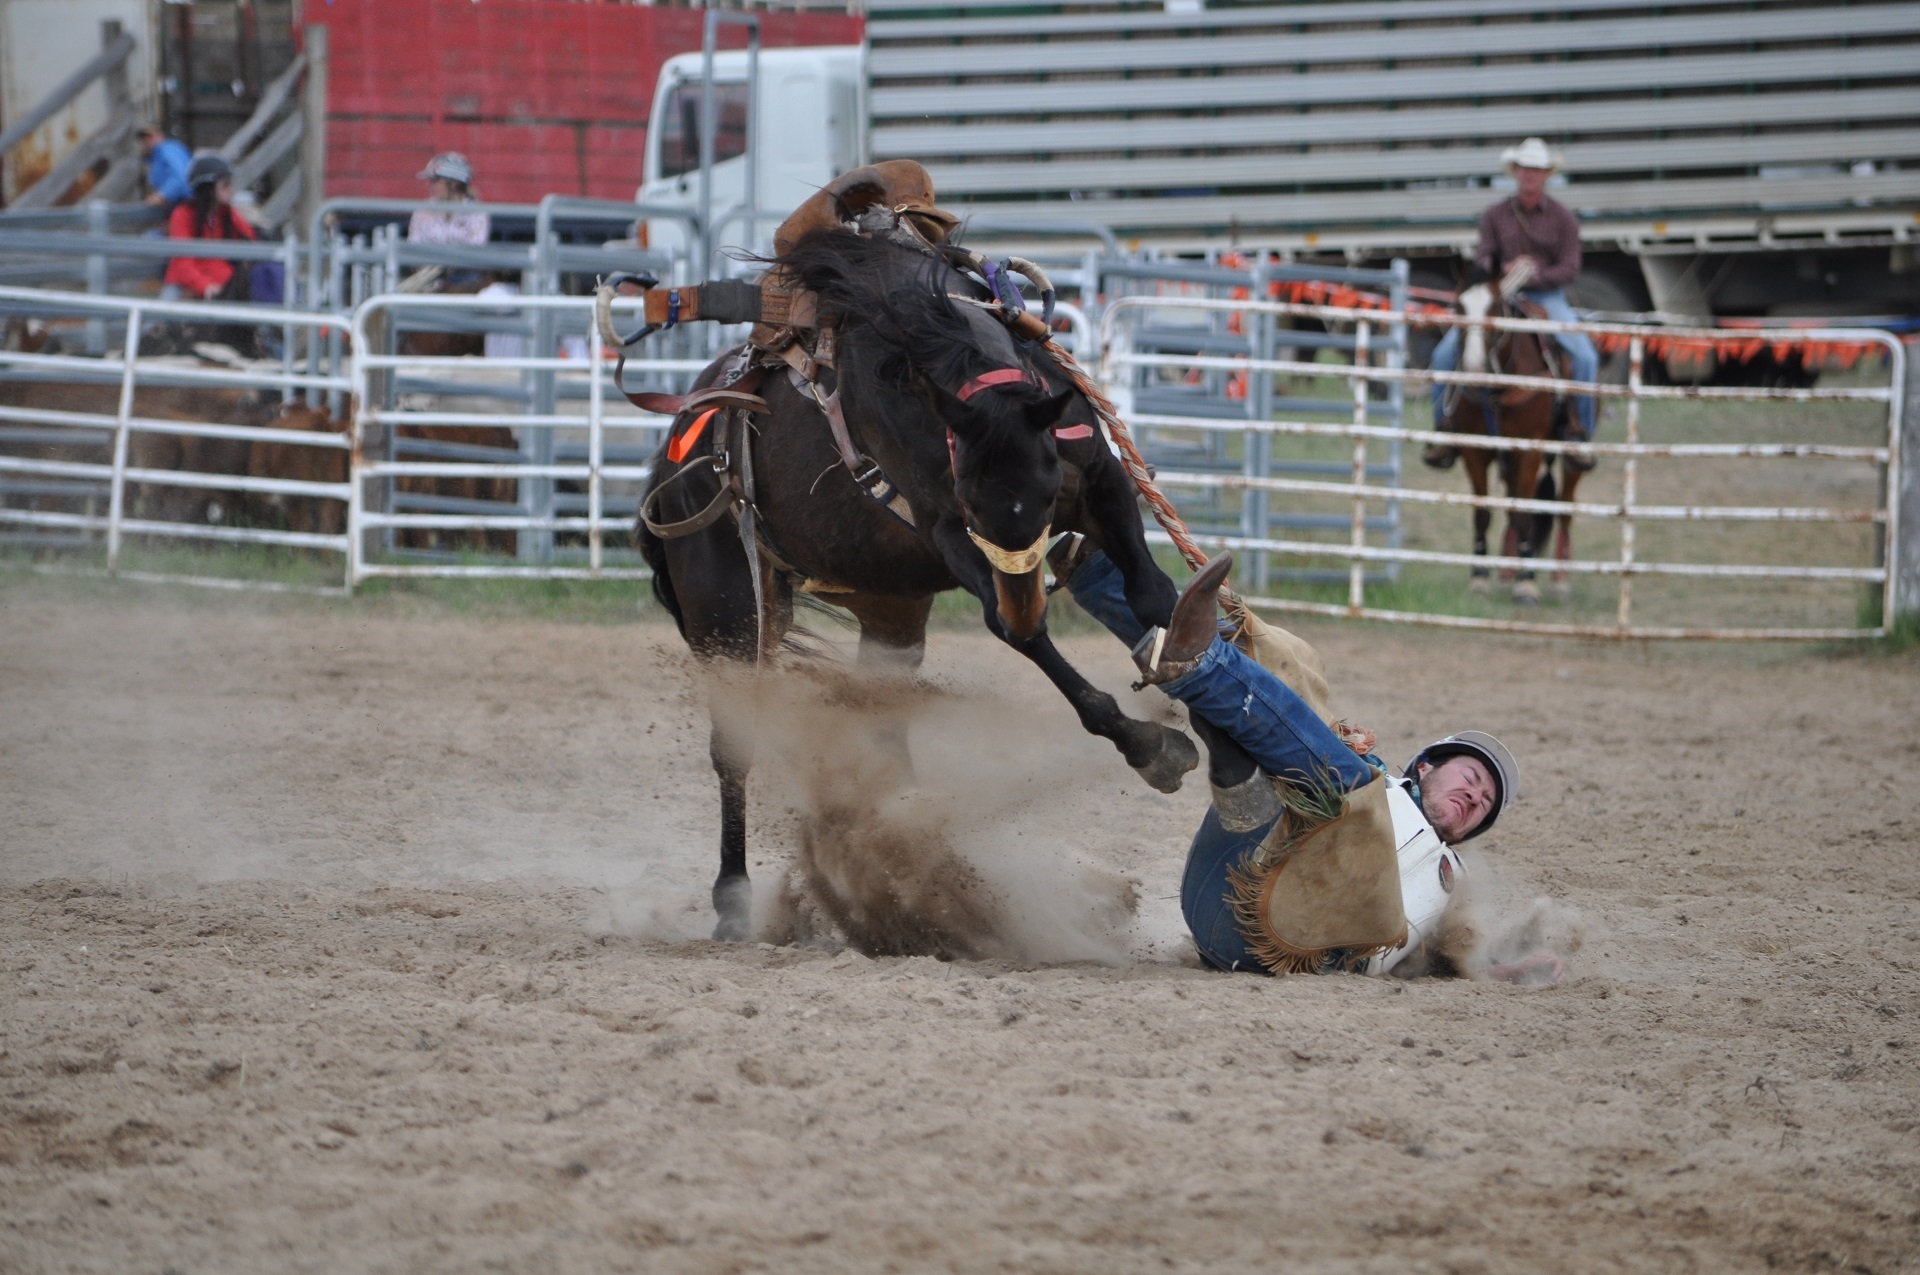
[598,162,1210,940]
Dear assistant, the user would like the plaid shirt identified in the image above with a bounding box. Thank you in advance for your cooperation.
[1475,194,1581,290]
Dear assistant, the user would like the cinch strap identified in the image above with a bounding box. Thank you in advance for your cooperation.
[956,367,1035,402]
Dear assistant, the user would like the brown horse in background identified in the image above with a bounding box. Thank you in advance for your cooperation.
[1433,269,1587,604]
[390,275,520,554]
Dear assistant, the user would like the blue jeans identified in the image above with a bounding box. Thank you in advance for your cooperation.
[1430,287,1598,441]
[1069,550,1382,972]
[1068,551,1373,792]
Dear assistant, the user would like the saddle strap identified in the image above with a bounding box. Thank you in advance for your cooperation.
[626,383,770,418]
[621,351,770,415]
[817,384,918,530]
[768,341,917,530]
[639,452,734,540]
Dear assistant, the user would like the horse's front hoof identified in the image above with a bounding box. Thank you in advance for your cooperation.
[1551,578,1572,604]
[711,876,753,942]
[1132,725,1199,794]
[1512,579,1541,606]
[1469,574,1492,597]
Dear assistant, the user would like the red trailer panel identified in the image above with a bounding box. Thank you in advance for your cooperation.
[305,0,862,203]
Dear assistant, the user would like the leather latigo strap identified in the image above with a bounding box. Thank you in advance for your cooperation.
[622,360,770,417]
[625,384,769,418]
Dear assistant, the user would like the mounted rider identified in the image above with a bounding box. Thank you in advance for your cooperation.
[1425,137,1600,473]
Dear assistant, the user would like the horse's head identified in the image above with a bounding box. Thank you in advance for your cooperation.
[1457,262,1497,375]
[777,227,1079,639]
[940,369,1074,640]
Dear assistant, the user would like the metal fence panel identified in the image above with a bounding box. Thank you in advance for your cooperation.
[0,286,356,592]
[1099,296,1903,640]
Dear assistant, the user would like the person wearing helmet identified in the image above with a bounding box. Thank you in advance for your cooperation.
[1054,542,1562,984]
[162,153,257,302]
[1424,136,1600,473]
[407,152,489,248]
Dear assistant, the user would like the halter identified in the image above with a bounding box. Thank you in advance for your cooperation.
[945,366,1056,574]
[956,367,1038,401]
[967,524,1051,575]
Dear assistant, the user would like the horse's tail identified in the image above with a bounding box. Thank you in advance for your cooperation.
[635,452,688,638]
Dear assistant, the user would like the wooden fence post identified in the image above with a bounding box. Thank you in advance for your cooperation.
[296,24,328,237]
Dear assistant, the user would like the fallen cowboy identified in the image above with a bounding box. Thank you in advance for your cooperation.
[1057,541,1566,983]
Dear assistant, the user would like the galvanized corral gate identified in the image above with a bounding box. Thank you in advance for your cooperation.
[0,286,354,592]
[1100,297,1907,639]
[347,292,676,583]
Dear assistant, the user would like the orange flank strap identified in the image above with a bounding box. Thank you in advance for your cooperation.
[666,408,719,465]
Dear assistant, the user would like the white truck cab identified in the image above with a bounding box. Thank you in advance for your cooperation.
[636,45,863,277]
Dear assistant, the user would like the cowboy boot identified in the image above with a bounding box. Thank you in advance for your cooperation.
[1131,552,1234,686]
[1422,441,1459,470]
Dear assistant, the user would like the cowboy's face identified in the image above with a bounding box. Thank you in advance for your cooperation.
[1417,754,1496,843]
[1513,165,1551,206]
[138,130,159,156]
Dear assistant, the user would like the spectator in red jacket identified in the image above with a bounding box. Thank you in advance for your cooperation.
[163,154,257,301]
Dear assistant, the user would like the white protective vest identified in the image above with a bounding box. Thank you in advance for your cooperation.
[1362,779,1465,976]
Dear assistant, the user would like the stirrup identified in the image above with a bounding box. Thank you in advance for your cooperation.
[1129,625,1204,688]
[1046,531,1095,592]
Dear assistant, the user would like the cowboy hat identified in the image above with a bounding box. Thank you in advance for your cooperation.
[417,152,474,185]
[1500,137,1561,172]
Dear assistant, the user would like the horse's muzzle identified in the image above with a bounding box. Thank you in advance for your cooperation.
[992,564,1049,641]
[970,524,1051,640]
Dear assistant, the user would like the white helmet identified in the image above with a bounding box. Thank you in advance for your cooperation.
[1407,730,1519,841]
[417,152,474,185]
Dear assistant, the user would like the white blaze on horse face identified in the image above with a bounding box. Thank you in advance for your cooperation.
[1459,283,1493,374]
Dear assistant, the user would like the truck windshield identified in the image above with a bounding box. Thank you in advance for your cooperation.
[656,80,749,180]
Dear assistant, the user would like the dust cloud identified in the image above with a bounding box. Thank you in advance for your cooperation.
[689,657,1151,965]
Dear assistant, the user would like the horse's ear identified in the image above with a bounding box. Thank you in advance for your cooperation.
[1020,389,1075,433]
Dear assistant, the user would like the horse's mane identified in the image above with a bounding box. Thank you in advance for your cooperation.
[773,230,1024,409]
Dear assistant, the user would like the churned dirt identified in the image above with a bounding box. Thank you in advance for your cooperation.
[2,581,1917,1273]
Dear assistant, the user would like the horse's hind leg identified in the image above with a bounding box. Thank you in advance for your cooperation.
[841,592,935,788]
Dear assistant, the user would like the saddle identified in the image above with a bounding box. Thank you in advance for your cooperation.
[631,159,1060,552]
[632,161,969,555]
[1509,296,1566,383]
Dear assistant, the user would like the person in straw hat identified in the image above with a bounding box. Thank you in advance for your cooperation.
[1424,136,1600,473]
[1051,539,1565,984]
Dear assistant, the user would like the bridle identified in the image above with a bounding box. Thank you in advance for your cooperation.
[947,364,1052,574]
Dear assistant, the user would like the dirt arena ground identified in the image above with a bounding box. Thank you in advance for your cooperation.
[2,578,1917,1273]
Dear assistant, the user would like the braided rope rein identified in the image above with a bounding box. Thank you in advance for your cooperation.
[1033,341,1213,577]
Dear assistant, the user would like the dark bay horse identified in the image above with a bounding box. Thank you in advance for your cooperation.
[1434,269,1588,604]
[637,228,1200,939]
